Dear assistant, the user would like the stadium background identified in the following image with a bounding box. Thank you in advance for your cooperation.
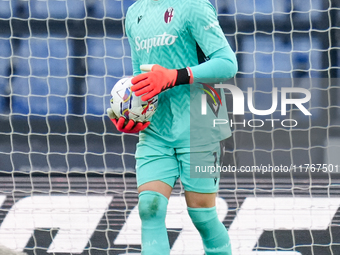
[0,0,339,254]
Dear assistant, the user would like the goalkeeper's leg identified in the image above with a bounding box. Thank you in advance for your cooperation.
[178,143,232,255]
[186,192,232,255]
[135,142,181,254]
[134,143,180,254]
[138,180,173,255]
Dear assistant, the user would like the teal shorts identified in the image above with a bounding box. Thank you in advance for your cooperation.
[135,142,222,193]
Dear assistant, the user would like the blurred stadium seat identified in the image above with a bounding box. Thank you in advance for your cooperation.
[0,0,13,19]
[122,38,133,76]
[291,0,323,21]
[219,0,322,20]
[11,77,45,115]
[0,38,11,77]
[87,37,126,77]
[241,35,321,78]
[0,38,11,113]
[28,0,86,19]
[85,76,115,115]
[11,76,69,115]
[48,38,71,77]
[86,37,132,114]
[122,0,135,14]
[14,39,30,77]
[240,35,322,119]
[89,0,134,19]
[12,37,71,115]
[220,0,286,17]
[241,36,291,78]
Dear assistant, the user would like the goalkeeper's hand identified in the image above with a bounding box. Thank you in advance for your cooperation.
[107,108,150,133]
[131,64,192,101]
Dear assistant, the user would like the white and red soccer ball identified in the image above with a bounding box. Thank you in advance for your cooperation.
[110,77,158,122]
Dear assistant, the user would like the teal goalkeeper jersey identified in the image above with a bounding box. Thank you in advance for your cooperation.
[125,0,234,147]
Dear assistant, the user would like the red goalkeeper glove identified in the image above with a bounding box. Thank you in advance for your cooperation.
[131,64,193,101]
[107,108,150,133]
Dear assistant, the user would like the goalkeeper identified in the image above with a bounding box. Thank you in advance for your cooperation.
[108,0,237,254]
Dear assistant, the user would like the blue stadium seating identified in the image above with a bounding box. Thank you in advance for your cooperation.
[28,0,49,19]
[122,0,135,14]
[0,38,11,113]
[123,38,131,56]
[13,39,28,76]
[86,37,132,115]
[29,39,49,77]
[86,77,105,115]
[85,76,117,115]
[223,0,286,18]
[12,37,71,115]
[12,76,69,115]
[90,0,134,19]
[123,57,133,77]
[0,0,13,19]
[0,39,11,77]
[48,38,71,77]
[11,76,69,115]
[47,77,69,115]
[122,38,133,76]
[292,37,322,76]
[15,38,70,77]
[220,0,321,20]
[28,0,86,19]
[15,37,72,76]
[86,37,126,77]
[239,35,322,118]
[86,38,107,76]
[241,35,294,78]
[292,0,322,21]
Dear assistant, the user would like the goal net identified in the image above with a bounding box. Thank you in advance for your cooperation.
[0,0,339,254]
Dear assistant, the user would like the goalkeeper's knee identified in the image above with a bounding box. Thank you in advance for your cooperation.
[138,191,170,255]
[188,206,232,255]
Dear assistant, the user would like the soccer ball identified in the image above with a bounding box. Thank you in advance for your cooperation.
[110,77,158,122]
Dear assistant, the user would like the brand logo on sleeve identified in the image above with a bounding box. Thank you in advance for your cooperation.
[137,15,143,24]
[204,21,219,30]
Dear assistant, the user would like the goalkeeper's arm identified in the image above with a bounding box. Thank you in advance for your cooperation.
[190,45,238,84]
[131,46,238,101]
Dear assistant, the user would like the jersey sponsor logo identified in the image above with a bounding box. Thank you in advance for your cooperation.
[164,7,174,23]
[135,32,178,53]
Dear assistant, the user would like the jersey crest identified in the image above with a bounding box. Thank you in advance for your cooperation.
[164,7,174,23]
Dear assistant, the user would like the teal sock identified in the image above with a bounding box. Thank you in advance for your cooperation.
[138,191,170,255]
[188,206,232,255]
